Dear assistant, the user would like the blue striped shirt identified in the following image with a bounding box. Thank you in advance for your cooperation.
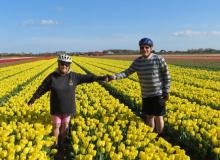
[114,54,171,98]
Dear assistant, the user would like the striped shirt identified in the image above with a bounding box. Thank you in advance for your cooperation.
[114,54,171,98]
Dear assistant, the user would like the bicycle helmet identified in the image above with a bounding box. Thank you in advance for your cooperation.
[57,54,72,63]
[139,38,153,47]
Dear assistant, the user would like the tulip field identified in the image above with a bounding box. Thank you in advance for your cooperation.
[0,56,220,160]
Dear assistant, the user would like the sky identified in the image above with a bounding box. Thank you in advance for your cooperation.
[1,0,220,53]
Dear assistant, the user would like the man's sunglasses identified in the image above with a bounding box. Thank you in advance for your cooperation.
[140,46,150,50]
[58,62,71,67]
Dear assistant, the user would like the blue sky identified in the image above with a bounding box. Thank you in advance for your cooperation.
[1,0,220,53]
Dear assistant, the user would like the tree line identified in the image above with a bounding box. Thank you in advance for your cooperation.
[1,48,220,57]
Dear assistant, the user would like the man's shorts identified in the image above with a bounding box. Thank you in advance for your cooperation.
[142,95,166,116]
[51,115,71,124]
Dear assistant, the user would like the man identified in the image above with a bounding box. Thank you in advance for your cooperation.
[108,37,171,134]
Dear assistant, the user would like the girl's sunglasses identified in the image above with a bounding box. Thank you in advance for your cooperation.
[58,62,71,67]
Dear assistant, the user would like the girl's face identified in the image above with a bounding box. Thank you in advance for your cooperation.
[140,45,152,57]
[58,61,71,74]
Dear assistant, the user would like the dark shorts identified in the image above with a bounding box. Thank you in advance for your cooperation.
[142,95,166,116]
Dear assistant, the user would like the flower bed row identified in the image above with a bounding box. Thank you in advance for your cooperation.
[73,57,220,159]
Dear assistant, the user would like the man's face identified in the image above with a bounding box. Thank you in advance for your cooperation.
[140,45,152,57]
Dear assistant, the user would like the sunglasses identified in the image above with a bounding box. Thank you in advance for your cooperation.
[58,62,71,67]
[140,46,151,50]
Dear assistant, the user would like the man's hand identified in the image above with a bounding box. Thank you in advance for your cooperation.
[103,75,109,81]
[162,93,169,101]
[97,75,108,81]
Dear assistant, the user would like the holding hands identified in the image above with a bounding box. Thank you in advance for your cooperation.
[107,75,116,81]
[98,75,116,82]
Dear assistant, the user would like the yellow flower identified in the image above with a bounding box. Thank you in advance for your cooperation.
[73,144,79,154]
[118,143,125,152]
[51,149,57,154]
[106,142,112,152]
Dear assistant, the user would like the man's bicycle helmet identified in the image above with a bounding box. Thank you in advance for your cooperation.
[139,37,153,47]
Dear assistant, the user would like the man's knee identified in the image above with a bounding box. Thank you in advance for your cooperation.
[154,116,164,124]
[142,114,154,126]
[154,116,164,134]
[146,115,155,123]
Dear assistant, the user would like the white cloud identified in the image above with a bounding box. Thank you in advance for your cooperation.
[40,19,59,25]
[23,19,59,26]
[209,31,220,36]
[173,30,220,37]
[22,19,35,26]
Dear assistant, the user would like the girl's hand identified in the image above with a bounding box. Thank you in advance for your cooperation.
[107,75,116,81]
[27,101,32,107]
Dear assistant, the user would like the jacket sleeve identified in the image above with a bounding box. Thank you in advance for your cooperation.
[114,61,136,79]
[28,74,52,105]
[75,72,106,85]
[159,57,171,94]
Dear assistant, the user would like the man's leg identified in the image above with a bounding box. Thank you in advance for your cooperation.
[154,116,164,134]
[145,115,155,129]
